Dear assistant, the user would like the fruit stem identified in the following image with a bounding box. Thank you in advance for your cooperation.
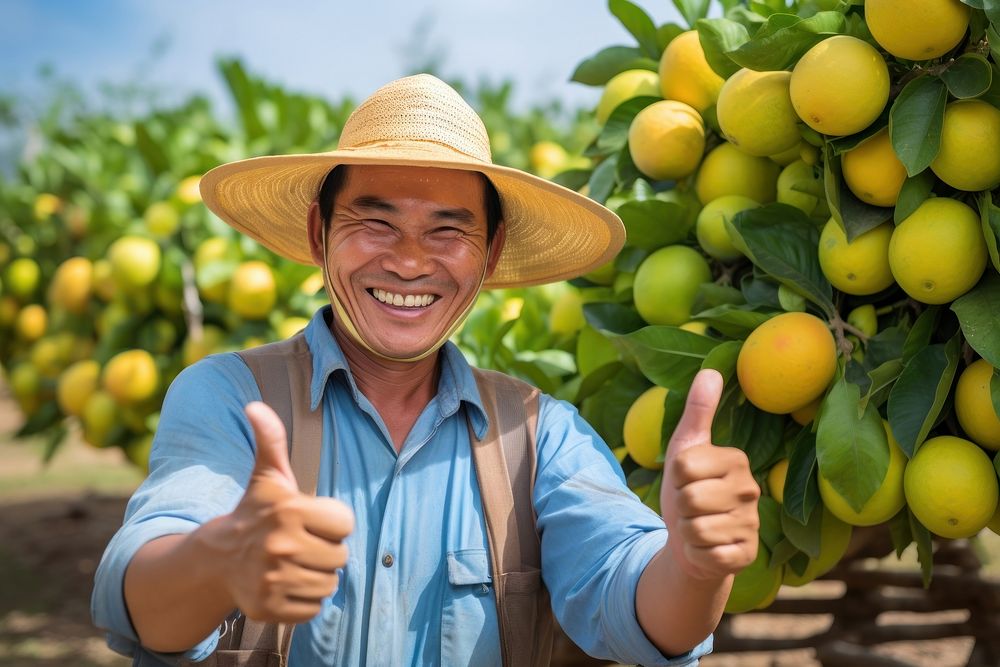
[828,311,867,359]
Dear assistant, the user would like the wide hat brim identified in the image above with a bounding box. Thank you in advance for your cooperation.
[200,142,625,289]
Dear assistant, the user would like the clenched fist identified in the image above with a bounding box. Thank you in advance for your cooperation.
[214,401,355,623]
[660,369,760,581]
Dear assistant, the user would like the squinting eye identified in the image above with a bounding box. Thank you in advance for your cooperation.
[434,227,462,236]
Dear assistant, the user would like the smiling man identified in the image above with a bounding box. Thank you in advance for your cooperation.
[92,75,760,667]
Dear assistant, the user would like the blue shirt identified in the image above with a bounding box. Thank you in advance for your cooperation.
[92,306,712,666]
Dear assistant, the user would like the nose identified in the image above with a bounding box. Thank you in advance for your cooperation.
[381,232,435,280]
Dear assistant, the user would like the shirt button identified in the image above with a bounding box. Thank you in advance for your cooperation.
[382,553,394,568]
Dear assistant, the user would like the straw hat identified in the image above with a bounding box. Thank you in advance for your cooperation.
[200,74,624,288]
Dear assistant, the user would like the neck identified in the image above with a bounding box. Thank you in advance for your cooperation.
[329,318,440,415]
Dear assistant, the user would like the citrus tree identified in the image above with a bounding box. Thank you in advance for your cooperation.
[0,59,592,468]
[535,0,1000,611]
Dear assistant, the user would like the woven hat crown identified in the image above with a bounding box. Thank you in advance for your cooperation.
[339,74,493,163]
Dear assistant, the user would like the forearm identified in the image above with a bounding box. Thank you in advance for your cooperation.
[123,518,236,653]
[635,545,732,657]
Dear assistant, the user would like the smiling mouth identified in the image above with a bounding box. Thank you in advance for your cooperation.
[367,288,439,308]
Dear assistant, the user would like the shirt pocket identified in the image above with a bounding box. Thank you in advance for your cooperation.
[440,548,501,667]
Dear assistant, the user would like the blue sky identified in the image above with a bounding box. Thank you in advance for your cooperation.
[0,0,683,114]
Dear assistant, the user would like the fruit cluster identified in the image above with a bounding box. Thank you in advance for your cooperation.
[556,0,1000,609]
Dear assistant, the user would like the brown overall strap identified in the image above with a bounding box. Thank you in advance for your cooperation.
[208,333,323,665]
[470,368,553,667]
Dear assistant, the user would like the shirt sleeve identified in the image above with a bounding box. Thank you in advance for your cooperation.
[534,394,713,667]
[90,352,261,662]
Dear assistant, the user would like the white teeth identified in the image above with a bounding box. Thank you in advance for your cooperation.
[371,289,436,308]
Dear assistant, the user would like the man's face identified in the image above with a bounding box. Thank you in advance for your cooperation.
[312,165,502,360]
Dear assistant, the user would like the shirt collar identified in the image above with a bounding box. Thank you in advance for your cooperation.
[303,306,489,437]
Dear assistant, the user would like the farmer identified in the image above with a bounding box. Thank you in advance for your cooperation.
[92,74,760,666]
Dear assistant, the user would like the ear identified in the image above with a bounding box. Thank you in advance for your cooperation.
[484,220,506,280]
[306,201,325,267]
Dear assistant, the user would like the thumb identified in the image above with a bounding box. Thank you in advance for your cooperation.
[668,369,724,456]
[245,401,297,486]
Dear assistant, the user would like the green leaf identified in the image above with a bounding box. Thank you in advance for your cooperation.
[902,306,940,363]
[783,427,820,525]
[889,76,947,176]
[673,0,712,28]
[782,502,824,559]
[617,200,695,250]
[962,0,1000,29]
[14,402,61,438]
[218,59,266,141]
[597,96,660,154]
[978,192,1000,273]
[610,326,721,391]
[588,154,618,204]
[860,358,905,412]
[894,170,936,225]
[887,334,962,458]
[610,0,662,58]
[769,537,801,568]
[951,273,1000,367]
[583,302,647,335]
[551,169,592,192]
[694,18,749,79]
[660,387,689,462]
[134,123,171,176]
[992,369,1000,422]
[816,376,889,512]
[940,53,993,99]
[657,23,686,52]
[713,390,785,472]
[823,143,893,240]
[574,361,625,404]
[40,425,68,464]
[691,304,776,339]
[581,366,649,448]
[701,340,743,384]
[615,144,644,189]
[758,495,784,552]
[908,509,934,587]
[727,204,835,317]
[866,325,908,369]
[726,12,846,72]
[888,508,912,558]
[571,46,659,86]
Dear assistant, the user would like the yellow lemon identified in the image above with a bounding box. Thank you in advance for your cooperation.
[783,508,853,586]
[628,100,705,181]
[107,236,161,290]
[182,324,227,367]
[841,128,907,207]
[277,316,311,340]
[82,390,118,448]
[695,142,780,204]
[737,312,837,414]
[818,220,895,295]
[176,175,203,205]
[866,0,970,60]
[777,160,823,215]
[768,458,790,503]
[102,349,159,405]
[791,397,822,426]
[696,195,759,261]
[33,193,61,221]
[57,359,101,417]
[596,69,661,124]
[144,201,181,238]
[819,421,906,526]
[14,304,47,342]
[679,321,708,335]
[633,245,712,326]
[725,543,783,613]
[92,259,117,301]
[955,359,1000,451]
[658,30,725,114]
[770,141,805,166]
[549,288,586,336]
[48,256,93,314]
[529,141,569,179]
[930,100,1000,192]
[717,69,800,157]
[790,36,890,137]
[576,325,619,377]
[888,197,987,304]
[194,237,236,303]
[228,261,277,320]
[5,257,41,298]
[904,435,999,539]
[623,385,668,470]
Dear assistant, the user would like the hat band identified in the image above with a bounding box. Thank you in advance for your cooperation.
[337,139,492,164]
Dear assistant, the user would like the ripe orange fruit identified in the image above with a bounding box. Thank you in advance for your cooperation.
[737,312,837,414]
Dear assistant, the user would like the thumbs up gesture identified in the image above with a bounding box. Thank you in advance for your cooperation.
[214,402,354,623]
[660,370,760,581]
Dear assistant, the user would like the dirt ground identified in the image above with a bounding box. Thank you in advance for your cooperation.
[0,382,995,667]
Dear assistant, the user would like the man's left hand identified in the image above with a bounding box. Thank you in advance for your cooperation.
[660,369,761,581]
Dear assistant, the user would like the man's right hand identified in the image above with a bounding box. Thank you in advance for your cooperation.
[218,401,354,623]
